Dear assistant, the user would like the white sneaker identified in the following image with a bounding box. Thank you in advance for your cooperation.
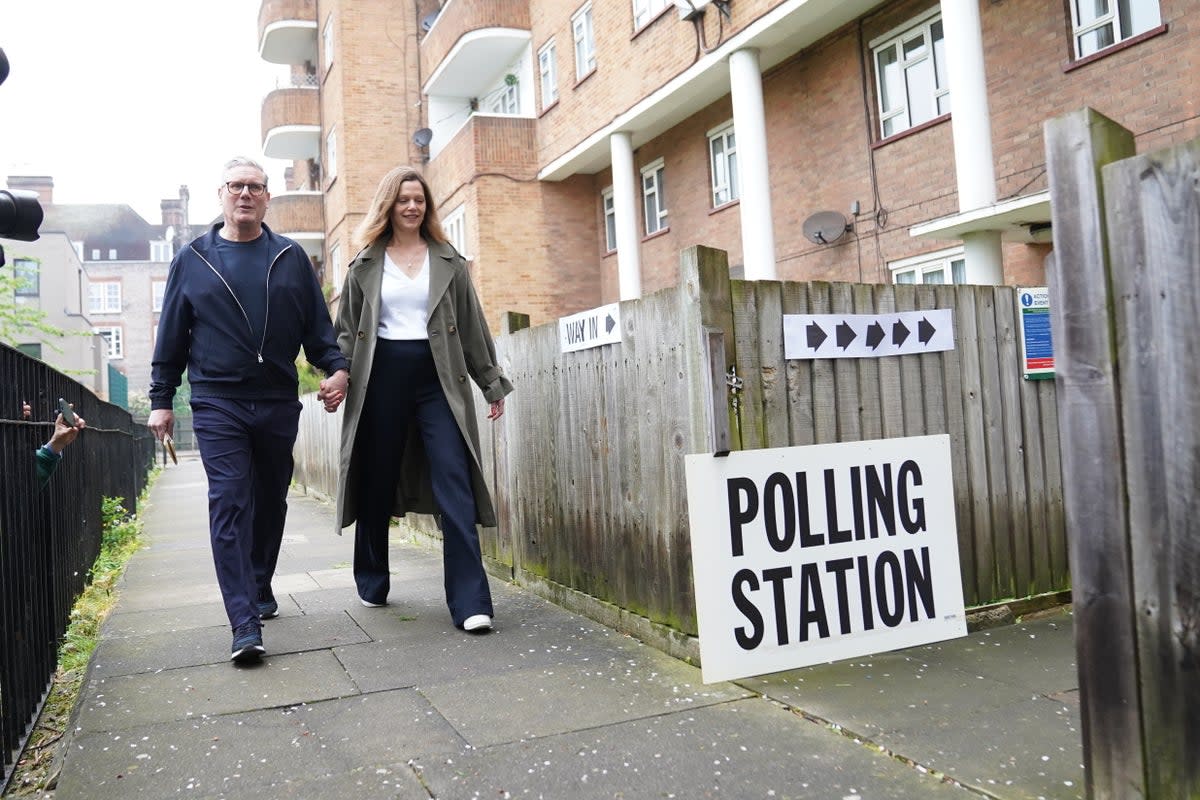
[462,614,493,632]
[360,598,386,608]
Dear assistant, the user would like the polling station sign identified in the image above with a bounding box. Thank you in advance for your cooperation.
[685,435,966,684]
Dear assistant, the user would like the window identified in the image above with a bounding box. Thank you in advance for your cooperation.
[95,326,124,359]
[108,248,118,260]
[633,0,669,29]
[90,248,100,260]
[890,247,967,285]
[641,158,668,235]
[323,15,334,71]
[325,127,338,181]
[572,3,596,79]
[329,242,342,292]
[1071,0,1161,58]
[13,258,38,296]
[151,240,172,261]
[89,281,122,314]
[538,40,559,109]
[601,188,616,252]
[152,280,167,313]
[872,11,948,138]
[443,205,468,258]
[16,343,41,359]
[487,82,519,115]
[708,122,739,207]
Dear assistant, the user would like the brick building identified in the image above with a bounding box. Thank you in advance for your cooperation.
[257,0,1195,328]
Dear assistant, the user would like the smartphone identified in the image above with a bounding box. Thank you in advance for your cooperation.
[58,397,78,426]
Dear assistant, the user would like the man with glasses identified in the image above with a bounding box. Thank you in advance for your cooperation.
[148,157,349,664]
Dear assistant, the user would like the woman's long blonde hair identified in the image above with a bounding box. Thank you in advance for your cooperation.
[353,166,448,251]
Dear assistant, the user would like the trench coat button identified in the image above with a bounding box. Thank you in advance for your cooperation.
[357,331,365,339]
[458,375,467,383]
[430,330,439,337]
[448,325,457,334]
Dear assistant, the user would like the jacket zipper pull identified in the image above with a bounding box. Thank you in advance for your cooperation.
[257,353,264,364]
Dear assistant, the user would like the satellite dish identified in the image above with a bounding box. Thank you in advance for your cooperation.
[420,11,439,31]
[412,128,433,148]
[802,210,851,245]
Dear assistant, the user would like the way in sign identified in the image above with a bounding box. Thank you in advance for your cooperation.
[558,302,623,353]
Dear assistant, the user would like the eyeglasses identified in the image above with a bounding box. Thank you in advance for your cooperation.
[224,181,267,196]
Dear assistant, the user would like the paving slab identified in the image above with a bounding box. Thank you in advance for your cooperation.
[56,689,446,800]
[74,650,361,733]
[415,697,966,800]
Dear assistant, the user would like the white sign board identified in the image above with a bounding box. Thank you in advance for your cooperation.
[783,310,955,359]
[685,435,966,684]
[559,303,622,353]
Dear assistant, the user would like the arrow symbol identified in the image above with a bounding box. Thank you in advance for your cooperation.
[865,322,885,350]
[605,314,616,334]
[806,322,828,350]
[835,321,857,350]
[892,320,910,347]
[918,317,936,344]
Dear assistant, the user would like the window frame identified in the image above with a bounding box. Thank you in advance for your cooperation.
[151,240,172,262]
[871,9,949,140]
[890,246,967,286]
[322,15,334,72]
[572,3,597,81]
[89,281,122,314]
[94,325,124,360]
[152,279,167,313]
[328,242,342,293]
[538,39,559,110]
[601,187,616,253]
[443,205,469,259]
[1070,0,1162,59]
[325,127,338,182]
[13,257,39,297]
[633,0,669,29]
[707,121,739,208]
[640,158,668,236]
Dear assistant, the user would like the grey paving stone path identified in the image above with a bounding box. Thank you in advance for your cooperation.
[54,456,1085,799]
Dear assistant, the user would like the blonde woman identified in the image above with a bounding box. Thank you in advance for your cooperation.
[324,166,512,632]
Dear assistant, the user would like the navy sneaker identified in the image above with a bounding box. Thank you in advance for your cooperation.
[257,591,279,620]
[231,622,265,663]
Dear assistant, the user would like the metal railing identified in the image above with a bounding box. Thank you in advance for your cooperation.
[0,343,154,789]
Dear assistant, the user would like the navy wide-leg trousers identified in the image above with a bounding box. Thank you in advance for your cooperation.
[192,397,300,631]
[353,338,493,626]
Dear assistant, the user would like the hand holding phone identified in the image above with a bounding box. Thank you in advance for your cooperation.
[58,397,78,426]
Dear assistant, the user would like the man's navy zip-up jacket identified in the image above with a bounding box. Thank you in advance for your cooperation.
[149,223,348,410]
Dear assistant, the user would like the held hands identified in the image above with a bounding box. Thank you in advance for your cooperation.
[318,369,350,413]
[147,408,175,442]
[488,397,505,421]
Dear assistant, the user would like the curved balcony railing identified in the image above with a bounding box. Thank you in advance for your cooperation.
[420,0,530,87]
[258,0,318,64]
[261,88,320,160]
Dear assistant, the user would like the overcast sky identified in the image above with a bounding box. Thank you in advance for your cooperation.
[1,1,290,226]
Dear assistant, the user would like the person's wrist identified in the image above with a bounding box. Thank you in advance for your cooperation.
[41,442,63,459]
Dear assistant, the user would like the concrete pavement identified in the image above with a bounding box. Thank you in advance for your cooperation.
[55,455,1084,799]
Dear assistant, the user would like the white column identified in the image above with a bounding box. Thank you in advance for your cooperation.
[940,1,1004,283]
[729,48,777,281]
[940,0,995,209]
[609,131,642,300]
[963,230,1004,284]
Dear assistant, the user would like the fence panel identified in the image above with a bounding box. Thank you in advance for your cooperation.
[0,344,154,788]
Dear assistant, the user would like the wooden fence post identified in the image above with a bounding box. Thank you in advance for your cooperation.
[1044,107,1142,799]
[1103,138,1200,798]
[678,246,734,453]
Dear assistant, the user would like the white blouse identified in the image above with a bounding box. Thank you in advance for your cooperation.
[377,250,430,340]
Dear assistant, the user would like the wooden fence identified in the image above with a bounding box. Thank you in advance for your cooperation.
[1045,107,1199,799]
[294,247,1069,657]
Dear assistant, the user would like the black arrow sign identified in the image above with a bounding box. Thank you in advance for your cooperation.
[806,322,828,350]
[605,314,616,334]
[918,316,936,344]
[892,320,910,347]
[865,321,885,350]
[836,321,857,350]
